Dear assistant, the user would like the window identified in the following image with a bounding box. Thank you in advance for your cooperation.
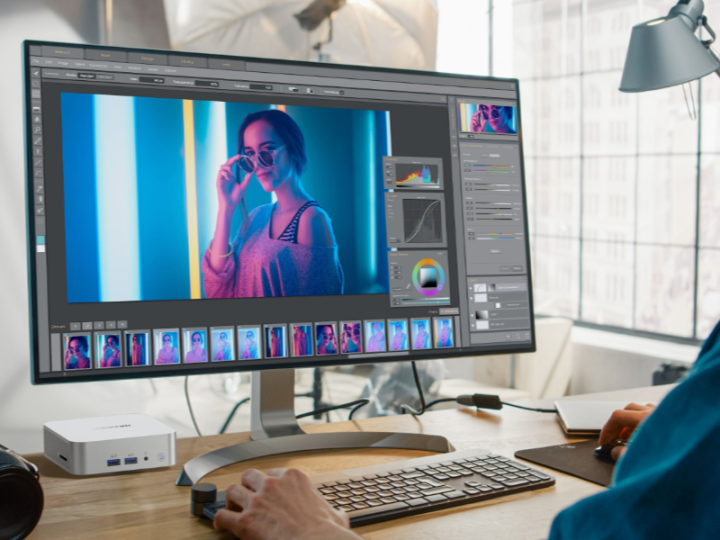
[438,0,720,341]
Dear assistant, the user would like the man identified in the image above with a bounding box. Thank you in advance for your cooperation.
[213,320,720,540]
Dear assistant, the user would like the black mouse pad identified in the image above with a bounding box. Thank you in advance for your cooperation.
[515,439,615,487]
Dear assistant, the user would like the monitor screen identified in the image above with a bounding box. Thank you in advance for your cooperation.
[24,41,535,383]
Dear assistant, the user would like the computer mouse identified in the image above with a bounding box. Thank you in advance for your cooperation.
[594,444,616,463]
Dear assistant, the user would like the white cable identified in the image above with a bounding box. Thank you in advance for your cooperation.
[184,376,202,437]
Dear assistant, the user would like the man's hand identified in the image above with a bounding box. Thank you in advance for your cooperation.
[599,403,656,461]
[214,468,362,540]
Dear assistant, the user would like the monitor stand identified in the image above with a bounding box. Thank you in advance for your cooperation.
[176,368,454,485]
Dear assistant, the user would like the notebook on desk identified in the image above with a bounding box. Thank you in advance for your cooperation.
[554,400,635,435]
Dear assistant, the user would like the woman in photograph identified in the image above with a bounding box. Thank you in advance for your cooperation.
[269,328,282,357]
[242,331,259,360]
[437,319,453,348]
[472,104,516,134]
[293,326,308,356]
[341,324,359,354]
[214,332,232,361]
[65,336,91,370]
[317,325,337,355]
[414,321,430,349]
[130,334,145,366]
[185,331,207,363]
[366,322,385,352]
[204,109,344,298]
[100,335,121,368]
[390,322,407,351]
[157,333,179,364]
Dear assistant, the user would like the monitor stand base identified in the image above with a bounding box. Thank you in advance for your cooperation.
[176,368,454,486]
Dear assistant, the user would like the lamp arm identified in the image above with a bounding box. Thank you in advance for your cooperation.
[700,16,720,78]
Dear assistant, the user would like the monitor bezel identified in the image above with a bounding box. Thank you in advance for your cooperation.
[23,40,535,385]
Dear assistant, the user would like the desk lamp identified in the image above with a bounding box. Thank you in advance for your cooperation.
[620,0,720,93]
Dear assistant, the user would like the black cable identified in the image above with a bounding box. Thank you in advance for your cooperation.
[219,397,250,434]
[501,402,557,413]
[401,361,426,416]
[295,399,369,420]
[348,400,369,420]
[425,398,457,410]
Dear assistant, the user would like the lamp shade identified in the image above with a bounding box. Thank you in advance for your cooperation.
[619,15,720,92]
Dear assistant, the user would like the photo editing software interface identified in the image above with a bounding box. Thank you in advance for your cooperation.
[25,42,534,383]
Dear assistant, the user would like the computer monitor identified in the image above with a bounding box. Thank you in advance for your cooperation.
[24,41,534,384]
[23,41,535,482]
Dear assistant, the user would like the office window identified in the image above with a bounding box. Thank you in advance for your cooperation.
[506,0,717,341]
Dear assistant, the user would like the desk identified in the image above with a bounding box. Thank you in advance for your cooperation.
[25,385,672,540]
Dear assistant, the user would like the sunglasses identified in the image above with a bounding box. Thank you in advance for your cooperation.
[480,107,502,119]
[238,146,285,174]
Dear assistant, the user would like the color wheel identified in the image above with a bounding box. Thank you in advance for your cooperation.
[412,259,445,296]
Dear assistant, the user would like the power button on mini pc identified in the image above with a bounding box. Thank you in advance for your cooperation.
[158,453,165,461]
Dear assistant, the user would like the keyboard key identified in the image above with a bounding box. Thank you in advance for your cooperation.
[363,474,378,480]
[407,492,425,499]
[484,465,498,471]
[389,470,404,475]
[407,498,429,507]
[366,487,380,493]
[338,505,353,512]
[443,491,466,500]
[379,497,395,504]
[387,476,403,482]
[394,494,410,501]
[425,494,447,503]
[348,483,363,489]
[391,489,406,495]
[402,468,417,473]
[346,501,409,517]
[526,476,541,482]
[377,491,393,498]
[478,486,492,492]
[453,459,467,464]
[501,479,529,487]
[362,480,377,486]
[405,486,420,492]
[463,488,479,495]
[323,481,338,487]
[376,478,390,484]
[516,472,529,477]
[448,465,464,471]
[352,503,369,509]
[488,483,504,490]
[405,479,420,485]
[367,500,383,506]
[324,495,339,501]
[465,480,481,487]
[336,486,350,492]
[459,470,473,477]
[366,493,379,500]
[504,474,519,480]
[420,486,453,496]
[433,474,450,480]
[350,489,365,495]
[401,472,425,479]
[320,488,335,494]
[350,496,365,503]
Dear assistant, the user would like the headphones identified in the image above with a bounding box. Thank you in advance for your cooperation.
[0,444,44,540]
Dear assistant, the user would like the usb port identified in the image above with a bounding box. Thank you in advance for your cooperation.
[124,457,138,465]
[59,454,68,462]
[107,459,121,466]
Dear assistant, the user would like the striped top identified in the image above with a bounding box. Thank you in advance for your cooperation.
[277,201,322,244]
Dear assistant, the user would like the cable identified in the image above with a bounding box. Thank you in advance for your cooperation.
[184,376,202,437]
[425,393,557,414]
[296,399,369,420]
[400,361,426,416]
[424,398,457,410]
[501,402,557,413]
[348,400,369,420]
[219,397,251,434]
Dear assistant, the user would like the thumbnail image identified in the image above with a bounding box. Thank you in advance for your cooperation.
[410,319,432,350]
[238,326,262,360]
[457,102,517,135]
[291,323,313,357]
[340,321,362,354]
[388,320,409,352]
[183,328,208,363]
[265,325,288,358]
[62,95,393,304]
[95,333,122,368]
[315,322,339,356]
[433,318,455,349]
[125,331,151,366]
[211,327,236,362]
[364,320,387,353]
[63,333,92,371]
[153,329,180,365]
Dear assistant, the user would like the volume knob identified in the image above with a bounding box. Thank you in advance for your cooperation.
[191,483,217,516]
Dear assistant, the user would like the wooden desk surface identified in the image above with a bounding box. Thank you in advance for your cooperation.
[26,385,672,540]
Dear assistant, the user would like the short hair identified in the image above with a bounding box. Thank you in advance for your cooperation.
[237,109,307,176]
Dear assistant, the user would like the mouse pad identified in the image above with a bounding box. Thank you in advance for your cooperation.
[515,439,615,487]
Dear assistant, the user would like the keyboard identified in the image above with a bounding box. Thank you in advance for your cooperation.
[199,448,555,528]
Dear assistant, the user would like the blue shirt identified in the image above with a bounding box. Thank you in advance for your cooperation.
[549,320,720,539]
